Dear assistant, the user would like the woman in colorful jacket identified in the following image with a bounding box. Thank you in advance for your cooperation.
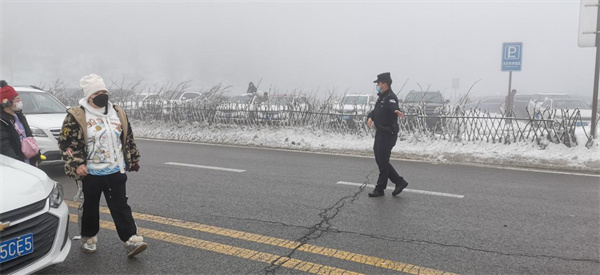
[0,80,40,165]
[58,74,147,258]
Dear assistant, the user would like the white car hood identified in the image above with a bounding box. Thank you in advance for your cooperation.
[25,113,67,129]
[0,155,52,213]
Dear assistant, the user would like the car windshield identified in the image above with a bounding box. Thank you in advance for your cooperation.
[553,100,590,109]
[229,95,251,103]
[405,92,443,103]
[19,91,66,114]
[342,96,368,104]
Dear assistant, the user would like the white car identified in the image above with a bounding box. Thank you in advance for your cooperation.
[214,92,268,122]
[256,95,313,123]
[15,86,67,165]
[162,91,203,115]
[537,99,597,127]
[0,155,70,274]
[333,94,376,119]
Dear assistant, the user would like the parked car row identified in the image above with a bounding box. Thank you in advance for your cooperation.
[213,92,314,124]
[461,92,599,128]
[122,91,202,117]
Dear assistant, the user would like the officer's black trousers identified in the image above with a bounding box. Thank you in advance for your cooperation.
[373,130,403,191]
[81,172,137,242]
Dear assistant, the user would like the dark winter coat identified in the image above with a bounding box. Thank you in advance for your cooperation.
[0,110,40,165]
[367,89,402,134]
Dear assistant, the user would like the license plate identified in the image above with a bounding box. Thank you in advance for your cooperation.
[575,122,589,126]
[0,233,34,263]
[341,115,351,120]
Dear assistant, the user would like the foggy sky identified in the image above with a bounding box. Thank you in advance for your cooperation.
[0,0,596,100]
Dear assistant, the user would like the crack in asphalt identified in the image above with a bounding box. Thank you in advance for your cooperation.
[261,169,377,275]
[321,228,600,264]
[226,208,598,268]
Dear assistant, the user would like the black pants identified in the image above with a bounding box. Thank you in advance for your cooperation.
[81,172,137,242]
[373,130,403,191]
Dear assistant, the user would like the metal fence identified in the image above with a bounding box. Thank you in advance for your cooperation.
[103,98,596,148]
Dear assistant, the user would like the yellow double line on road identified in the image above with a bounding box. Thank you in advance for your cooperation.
[66,201,457,275]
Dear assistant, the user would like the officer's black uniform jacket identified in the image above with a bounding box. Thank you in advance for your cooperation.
[367,89,401,134]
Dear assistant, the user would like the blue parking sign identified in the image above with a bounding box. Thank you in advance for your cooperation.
[501,42,523,71]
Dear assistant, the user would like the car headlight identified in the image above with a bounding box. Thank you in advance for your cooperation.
[49,182,64,208]
[31,127,48,137]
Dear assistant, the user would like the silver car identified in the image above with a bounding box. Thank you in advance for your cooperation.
[14,86,67,165]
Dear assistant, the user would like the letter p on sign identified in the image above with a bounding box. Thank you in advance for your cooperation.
[505,45,520,59]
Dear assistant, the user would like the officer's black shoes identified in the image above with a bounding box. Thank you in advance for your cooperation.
[392,179,409,196]
[368,190,385,197]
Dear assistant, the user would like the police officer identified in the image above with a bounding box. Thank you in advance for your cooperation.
[367,72,409,197]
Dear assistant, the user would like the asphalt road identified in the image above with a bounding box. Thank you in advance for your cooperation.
[39,138,600,274]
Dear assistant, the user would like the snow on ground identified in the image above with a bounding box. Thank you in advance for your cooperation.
[134,121,600,173]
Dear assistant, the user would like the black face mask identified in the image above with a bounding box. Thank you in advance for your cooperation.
[92,94,109,108]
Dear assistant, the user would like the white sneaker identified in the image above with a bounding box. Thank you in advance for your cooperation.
[124,235,147,258]
[81,236,97,254]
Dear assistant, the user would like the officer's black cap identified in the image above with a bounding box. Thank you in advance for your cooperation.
[373,72,392,85]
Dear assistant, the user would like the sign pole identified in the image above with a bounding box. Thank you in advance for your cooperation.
[591,1,600,139]
[508,71,512,97]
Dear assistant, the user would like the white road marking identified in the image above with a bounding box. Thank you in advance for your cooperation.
[484,165,600,178]
[139,138,600,178]
[165,162,246,173]
[336,181,465,199]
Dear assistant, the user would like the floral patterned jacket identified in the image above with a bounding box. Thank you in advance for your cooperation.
[58,105,140,180]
